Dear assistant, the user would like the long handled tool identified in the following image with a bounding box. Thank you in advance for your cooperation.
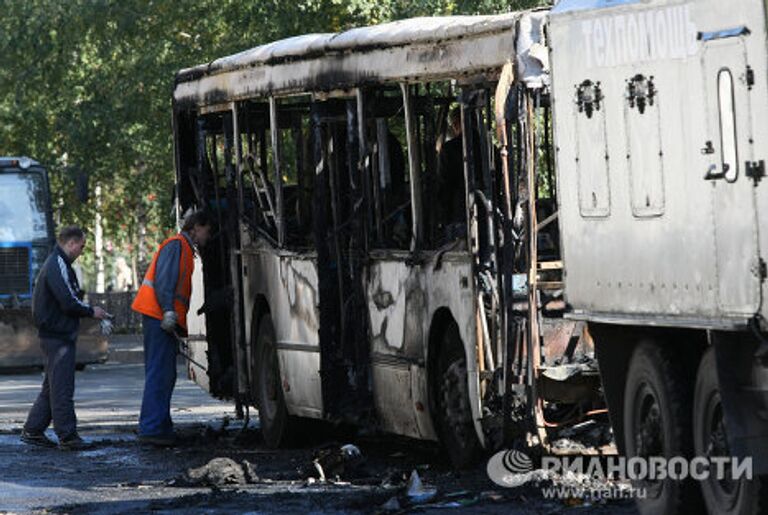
[173,333,208,372]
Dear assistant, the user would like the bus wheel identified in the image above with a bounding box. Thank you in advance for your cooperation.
[694,347,766,515]
[623,342,700,515]
[435,323,481,469]
[255,314,290,448]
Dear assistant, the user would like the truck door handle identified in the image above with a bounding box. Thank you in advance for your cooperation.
[704,164,727,181]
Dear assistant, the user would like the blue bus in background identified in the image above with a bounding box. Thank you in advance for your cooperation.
[0,156,107,370]
[0,157,55,303]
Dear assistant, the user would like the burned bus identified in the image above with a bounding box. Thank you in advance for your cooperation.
[0,157,108,370]
[171,9,604,468]
[172,0,768,513]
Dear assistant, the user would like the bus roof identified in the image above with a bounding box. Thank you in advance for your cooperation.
[174,11,546,108]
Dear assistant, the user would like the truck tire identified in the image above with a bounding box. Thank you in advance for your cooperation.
[434,322,481,469]
[694,347,767,515]
[623,342,701,515]
[254,314,292,448]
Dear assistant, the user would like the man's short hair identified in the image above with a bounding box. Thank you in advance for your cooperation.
[57,226,85,244]
[181,209,211,232]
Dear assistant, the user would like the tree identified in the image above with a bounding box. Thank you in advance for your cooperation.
[0,0,549,288]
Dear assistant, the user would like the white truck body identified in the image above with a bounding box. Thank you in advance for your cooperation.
[550,0,768,329]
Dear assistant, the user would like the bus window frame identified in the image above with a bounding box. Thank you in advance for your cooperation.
[400,83,424,252]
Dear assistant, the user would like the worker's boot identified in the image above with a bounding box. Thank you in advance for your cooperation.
[59,433,94,451]
[20,429,57,448]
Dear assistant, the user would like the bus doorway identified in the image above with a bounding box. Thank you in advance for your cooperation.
[310,98,373,422]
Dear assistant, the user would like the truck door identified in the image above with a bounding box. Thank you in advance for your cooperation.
[702,37,761,315]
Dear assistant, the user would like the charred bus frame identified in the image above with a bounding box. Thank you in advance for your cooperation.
[172,10,607,467]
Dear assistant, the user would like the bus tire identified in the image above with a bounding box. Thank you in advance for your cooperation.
[434,322,481,469]
[254,314,291,448]
[694,347,767,515]
[623,341,701,515]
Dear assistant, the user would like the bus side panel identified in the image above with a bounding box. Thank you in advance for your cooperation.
[368,258,425,439]
[364,253,476,443]
[243,246,323,418]
[186,254,210,392]
[276,255,322,418]
[424,254,482,446]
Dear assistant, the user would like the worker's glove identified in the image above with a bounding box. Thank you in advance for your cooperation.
[99,318,114,336]
[160,311,178,333]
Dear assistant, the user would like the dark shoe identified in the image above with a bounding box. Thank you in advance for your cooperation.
[59,433,94,451]
[137,434,177,447]
[20,429,57,448]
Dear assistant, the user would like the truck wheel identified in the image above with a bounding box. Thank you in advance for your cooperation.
[623,342,701,515]
[254,314,291,448]
[434,322,481,469]
[694,347,767,515]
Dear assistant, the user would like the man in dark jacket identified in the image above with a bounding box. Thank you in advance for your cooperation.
[21,226,108,450]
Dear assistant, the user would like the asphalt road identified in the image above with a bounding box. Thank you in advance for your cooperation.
[0,337,637,514]
[0,336,235,513]
[0,347,232,434]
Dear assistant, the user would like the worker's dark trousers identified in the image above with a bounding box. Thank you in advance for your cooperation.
[24,337,77,439]
[139,315,177,437]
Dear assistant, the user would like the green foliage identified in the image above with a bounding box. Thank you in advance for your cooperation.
[0,0,549,284]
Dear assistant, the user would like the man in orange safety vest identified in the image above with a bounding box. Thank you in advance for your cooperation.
[131,209,211,446]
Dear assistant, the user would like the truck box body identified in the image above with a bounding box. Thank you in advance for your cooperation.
[550,0,768,329]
